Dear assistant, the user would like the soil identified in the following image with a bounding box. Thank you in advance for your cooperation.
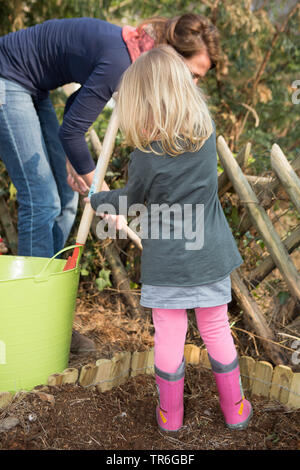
[1,286,300,452]
[0,367,299,451]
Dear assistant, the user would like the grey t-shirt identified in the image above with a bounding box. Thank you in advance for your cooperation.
[91,129,243,286]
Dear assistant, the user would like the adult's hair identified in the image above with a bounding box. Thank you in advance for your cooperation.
[138,13,220,67]
[117,45,213,156]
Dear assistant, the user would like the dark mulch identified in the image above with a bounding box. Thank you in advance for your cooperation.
[1,365,299,451]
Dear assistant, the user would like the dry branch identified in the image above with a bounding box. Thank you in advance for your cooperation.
[99,238,142,318]
[250,2,300,104]
[247,224,300,287]
[231,269,287,365]
[245,175,274,188]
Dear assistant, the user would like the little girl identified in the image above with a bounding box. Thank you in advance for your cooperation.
[89,45,252,432]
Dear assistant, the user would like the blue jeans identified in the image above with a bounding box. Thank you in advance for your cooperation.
[0,78,78,257]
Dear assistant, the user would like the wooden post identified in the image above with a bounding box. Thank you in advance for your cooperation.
[218,143,251,197]
[269,365,294,404]
[78,363,97,387]
[184,344,201,365]
[287,372,300,409]
[94,358,113,393]
[47,373,64,386]
[251,361,273,397]
[131,350,148,377]
[131,349,155,376]
[239,356,256,392]
[109,351,131,388]
[271,144,300,214]
[62,368,79,384]
[200,349,211,369]
[217,136,300,304]
[146,348,155,375]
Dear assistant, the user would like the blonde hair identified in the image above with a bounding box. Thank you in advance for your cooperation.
[117,45,213,156]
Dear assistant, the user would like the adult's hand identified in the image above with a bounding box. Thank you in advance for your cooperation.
[66,158,90,195]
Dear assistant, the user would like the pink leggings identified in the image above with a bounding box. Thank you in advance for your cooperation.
[152,304,237,373]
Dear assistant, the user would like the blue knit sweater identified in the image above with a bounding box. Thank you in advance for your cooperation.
[0,18,131,174]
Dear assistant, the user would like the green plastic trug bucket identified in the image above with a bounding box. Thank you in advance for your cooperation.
[0,245,82,393]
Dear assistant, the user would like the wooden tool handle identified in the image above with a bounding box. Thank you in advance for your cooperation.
[76,103,119,245]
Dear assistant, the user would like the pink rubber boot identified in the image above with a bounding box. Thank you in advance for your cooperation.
[155,359,185,432]
[209,354,253,430]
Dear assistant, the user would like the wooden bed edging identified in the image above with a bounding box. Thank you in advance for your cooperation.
[0,344,299,410]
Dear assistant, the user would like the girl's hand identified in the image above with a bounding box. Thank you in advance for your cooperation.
[98,213,128,231]
[84,197,127,231]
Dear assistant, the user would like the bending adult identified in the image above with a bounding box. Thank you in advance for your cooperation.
[0,14,220,259]
[0,14,220,353]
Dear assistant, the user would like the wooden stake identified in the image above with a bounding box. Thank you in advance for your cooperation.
[47,373,64,386]
[251,360,273,397]
[218,143,251,197]
[78,363,97,388]
[269,365,294,404]
[287,372,300,409]
[110,351,131,388]
[95,358,113,393]
[62,368,79,384]
[146,348,155,375]
[200,349,211,369]
[239,356,256,392]
[184,344,201,365]
[131,350,148,377]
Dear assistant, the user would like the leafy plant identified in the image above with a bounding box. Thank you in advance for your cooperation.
[95,268,112,291]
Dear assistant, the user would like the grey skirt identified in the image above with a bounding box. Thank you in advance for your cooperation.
[140,275,232,309]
